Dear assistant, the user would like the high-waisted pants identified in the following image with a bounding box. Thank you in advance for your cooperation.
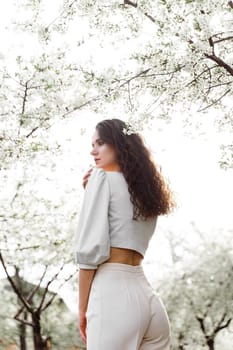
[86,263,171,350]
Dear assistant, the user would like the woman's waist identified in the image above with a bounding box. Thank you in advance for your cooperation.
[105,247,143,266]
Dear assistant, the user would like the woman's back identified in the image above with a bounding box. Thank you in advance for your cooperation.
[105,169,157,258]
[75,168,157,269]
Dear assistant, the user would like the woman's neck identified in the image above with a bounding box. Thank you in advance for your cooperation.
[102,164,121,172]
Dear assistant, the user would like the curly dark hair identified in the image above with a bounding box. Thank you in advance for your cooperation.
[96,118,175,220]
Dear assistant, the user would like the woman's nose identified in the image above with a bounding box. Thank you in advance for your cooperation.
[90,148,97,156]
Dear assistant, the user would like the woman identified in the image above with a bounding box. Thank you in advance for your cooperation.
[75,118,174,350]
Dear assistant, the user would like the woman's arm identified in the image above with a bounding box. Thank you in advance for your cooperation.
[76,169,110,342]
[78,268,96,344]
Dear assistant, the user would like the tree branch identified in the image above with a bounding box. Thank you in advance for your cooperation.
[26,126,39,138]
[26,117,50,138]
[21,81,29,116]
[45,0,78,30]
[124,0,156,23]
[0,252,33,313]
[216,318,232,332]
[15,306,34,328]
[144,13,156,23]
[205,53,233,76]
[127,81,134,111]
[204,54,233,76]
[198,88,231,112]
[206,81,233,90]
[118,68,151,88]
[37,263,65,312]
[196,315,207,335]
[14,267,47,327]
[23,65,178,139]
[18,80,31,137]
[214,311,232,334]
[15,314,34,327]
[41,271,76,312]
[30,265,48,301]
[10,182,23,207]
[124,0,137,8]
[213,35,233,45]
[185,68,211,87]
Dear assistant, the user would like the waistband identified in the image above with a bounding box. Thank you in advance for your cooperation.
[98,262,144,274]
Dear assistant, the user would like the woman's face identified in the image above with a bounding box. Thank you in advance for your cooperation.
[91,129,120,171]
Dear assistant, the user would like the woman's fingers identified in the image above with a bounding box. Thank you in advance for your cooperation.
[79,315,87,344]
[82,168,93,188]
[80,328,86,344]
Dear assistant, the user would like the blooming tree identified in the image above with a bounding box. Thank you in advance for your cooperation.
[0,0,232,167]
[0,0,232,347]
[163,227,233,350]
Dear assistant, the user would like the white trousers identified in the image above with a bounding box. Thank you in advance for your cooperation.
[86,263,171,350]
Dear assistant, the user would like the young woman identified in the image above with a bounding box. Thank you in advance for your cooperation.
[75,118,175,350]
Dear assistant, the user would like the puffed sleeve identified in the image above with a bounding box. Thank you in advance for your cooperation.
[74,168,110,269]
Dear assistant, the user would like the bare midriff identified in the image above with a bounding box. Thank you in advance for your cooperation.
[106,247,143,266]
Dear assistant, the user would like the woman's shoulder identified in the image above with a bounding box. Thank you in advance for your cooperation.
[91,168,123,178]
[87,167,107,186]
[88,168,125,190]
[91,167,106,177]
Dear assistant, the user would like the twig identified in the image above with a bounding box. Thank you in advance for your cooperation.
[41,271,77,312]
[15,304,33,327]
[185,65,218,87]
[205,81,232,90]
[15,313,34,327]
[204,53,233,76]
[118,68,151,88]
[214,311,231,333]
[124,0,156,23]
[196,316,207,336]
[198,89,231,112]
[127,81,133,111]
[45,0,78,30]
[213,35,233,45]
[124,0,137,8]
[38,263,65,311]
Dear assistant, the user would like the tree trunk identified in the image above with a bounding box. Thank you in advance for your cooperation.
[207,337,215,350]
[15,267,27,350]
[178,332,185,350]
[19,311,27,350]
[32,312,49,350]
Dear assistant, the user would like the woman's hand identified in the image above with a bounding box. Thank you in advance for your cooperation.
[78,269,96,345]
[82,168,93,188]
[79,311,87,344]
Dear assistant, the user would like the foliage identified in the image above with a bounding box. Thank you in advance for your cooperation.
[162,227,233,349]
[0,0,232,167]
[0,147,80,348]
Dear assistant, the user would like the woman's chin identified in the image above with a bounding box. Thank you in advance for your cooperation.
[95,164,103,169]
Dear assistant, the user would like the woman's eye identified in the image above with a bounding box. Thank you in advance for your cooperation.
[98,140,104,146]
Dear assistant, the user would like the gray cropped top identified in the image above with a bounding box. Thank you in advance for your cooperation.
[75,168,157,269]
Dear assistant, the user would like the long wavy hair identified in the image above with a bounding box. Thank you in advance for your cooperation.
[96,119,175,219]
